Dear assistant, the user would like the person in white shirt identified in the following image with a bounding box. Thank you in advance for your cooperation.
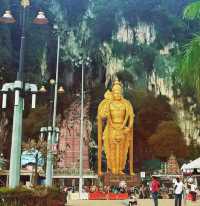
[174,177,183,206]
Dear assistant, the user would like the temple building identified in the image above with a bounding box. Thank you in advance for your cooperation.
[166,154,180,175]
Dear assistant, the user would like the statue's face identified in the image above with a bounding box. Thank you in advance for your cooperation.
[113,90,122,100]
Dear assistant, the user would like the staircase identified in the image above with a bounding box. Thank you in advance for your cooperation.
[57,96,92,172]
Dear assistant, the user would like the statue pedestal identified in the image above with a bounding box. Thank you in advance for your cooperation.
[103,173,141,187]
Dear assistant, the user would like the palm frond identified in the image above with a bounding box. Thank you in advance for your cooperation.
[183,1,200,20]
[179,34,200,99]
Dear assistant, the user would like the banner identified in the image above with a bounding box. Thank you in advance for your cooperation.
[89,192,128,200]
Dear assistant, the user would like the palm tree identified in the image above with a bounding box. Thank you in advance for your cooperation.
[183,1,200,20]
[179,35,200,98]
[178,1,200,100]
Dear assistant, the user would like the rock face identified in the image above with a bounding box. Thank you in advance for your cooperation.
[148,59,200,144]
[135,22,156,45]
[104,20,157,86]
[57,97,92,171]
[115,19,156,45]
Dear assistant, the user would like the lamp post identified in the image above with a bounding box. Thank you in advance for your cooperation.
[72,55,91,199]
[0,0,48,188]
[39,24,62,186]
[40,125,60,186]
[39,78,64,187]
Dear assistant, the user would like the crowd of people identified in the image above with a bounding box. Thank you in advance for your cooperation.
[61,175,199,206]
[89,185,133,194]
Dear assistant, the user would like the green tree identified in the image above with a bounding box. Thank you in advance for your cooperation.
[176,1,200,101]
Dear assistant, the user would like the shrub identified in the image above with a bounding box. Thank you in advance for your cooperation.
[0,186,64,206]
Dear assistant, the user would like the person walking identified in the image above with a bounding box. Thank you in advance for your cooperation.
[174,177,183,206]
[150,176,160,206]
[63,186,68,205]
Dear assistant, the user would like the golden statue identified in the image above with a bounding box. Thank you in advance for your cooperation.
[97,80,134,176]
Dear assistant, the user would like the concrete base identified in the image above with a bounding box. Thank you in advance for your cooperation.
[68,199,200,206]
[103,173,141,187]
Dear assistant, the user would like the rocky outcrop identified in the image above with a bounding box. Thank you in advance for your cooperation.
[115,20,156,45]
[135,22,156,45]
[160,42,177,55]
[104,20,157,86]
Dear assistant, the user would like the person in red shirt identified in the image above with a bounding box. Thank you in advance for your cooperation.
[150,176,160,206]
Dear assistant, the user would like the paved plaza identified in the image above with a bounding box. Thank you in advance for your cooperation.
[68,199,200,206]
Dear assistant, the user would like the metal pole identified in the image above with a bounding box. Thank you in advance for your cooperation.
[45,35,60,187]
[46,82,54,187]
[9,6,26,188]
[52,35,60,140]
[79,61,84,199]
[17,7,26,81]
[45,127,53,186]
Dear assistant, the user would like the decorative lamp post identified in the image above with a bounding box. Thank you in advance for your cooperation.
[72,55,91,199]
[52,27,61,144]
[40,126,60,186]
[0,0,48,188]
[38,25,62,187]
[39,77,64,186]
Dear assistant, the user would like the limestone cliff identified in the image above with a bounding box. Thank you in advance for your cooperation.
[148,53,200,144]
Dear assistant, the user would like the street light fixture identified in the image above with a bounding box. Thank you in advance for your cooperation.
[40,127,60,146]
[57,86,65,94]
[40,126,60,184]
[39,84,64,94]
[0,10,48,25]
[0,0,48,188]
[33,11,48,25]
[0,10,16,24]
[39,85,47,93]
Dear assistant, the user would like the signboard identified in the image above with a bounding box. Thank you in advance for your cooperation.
[140,171,145,178]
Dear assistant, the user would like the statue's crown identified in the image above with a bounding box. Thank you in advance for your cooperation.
[112,80,122,92]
